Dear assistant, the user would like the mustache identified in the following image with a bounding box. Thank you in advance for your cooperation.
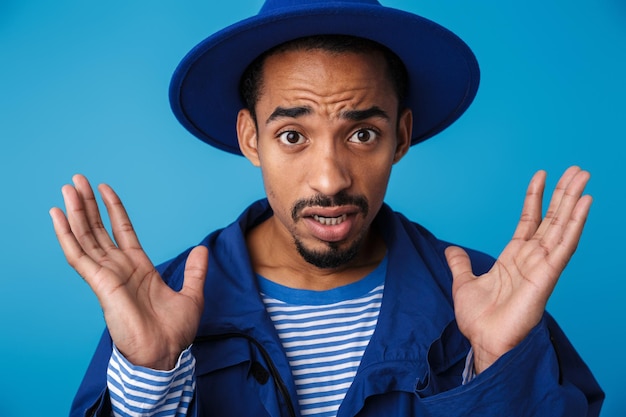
[291,192,369,222]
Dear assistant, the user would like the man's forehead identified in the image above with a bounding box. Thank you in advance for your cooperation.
[258,49,395,101]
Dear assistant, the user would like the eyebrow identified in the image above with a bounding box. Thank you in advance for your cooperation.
[340,106,389,122]
[266,106,312,124]
[266,105,389,125]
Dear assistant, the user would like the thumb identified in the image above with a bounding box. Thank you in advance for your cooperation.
[180,245,209,305]
[445,246,475,294]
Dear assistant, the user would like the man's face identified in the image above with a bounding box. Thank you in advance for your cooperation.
[238,48,411,270]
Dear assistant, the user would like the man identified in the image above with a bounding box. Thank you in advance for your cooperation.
[50,0,604,416]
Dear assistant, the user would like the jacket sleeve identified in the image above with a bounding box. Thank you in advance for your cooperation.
[416,227,604,416]
[543,313,605,416]
[418,314,604,416]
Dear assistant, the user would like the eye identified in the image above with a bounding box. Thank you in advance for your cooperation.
[278,130,305,145]
[348,128,378,144]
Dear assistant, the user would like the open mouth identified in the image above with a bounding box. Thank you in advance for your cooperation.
[312,214,348,226]
[301,211,356,243]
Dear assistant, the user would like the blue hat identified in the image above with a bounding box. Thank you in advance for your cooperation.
[169,0,480,155]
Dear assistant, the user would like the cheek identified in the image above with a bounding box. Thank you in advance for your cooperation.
[260,162,298,216]
[259,148,308,196]
[356,157,393,195]
[264,182,294,230]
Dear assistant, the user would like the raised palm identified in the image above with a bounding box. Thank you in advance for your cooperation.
[445,166,592,373]
[50,175,208,370]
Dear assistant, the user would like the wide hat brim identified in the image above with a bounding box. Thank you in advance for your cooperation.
[169,1,480,155]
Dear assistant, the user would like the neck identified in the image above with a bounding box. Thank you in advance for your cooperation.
[246,215,386,291]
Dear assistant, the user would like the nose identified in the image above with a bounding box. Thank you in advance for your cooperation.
[306,141,352,196]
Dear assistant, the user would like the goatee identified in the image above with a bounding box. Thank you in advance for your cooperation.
[290,191,369,269]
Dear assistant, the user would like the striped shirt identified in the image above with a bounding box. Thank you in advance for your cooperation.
[257,256,386,417]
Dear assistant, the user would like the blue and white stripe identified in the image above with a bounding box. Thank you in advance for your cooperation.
[107,345,195,417]
[259,259,386,417]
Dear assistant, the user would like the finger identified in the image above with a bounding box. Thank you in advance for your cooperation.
[533,166,583,240]
[180,245,209,307]
[72,174,117,251]
[445,246,475,294]
[544,184,592,270]
[62,183,108,259]
[49,206,108,287]
[98,183,143,252]
[50,206,79,261]
[511,170,546,241]
[539,169,590,251]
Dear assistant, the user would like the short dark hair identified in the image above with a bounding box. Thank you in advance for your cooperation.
[239,34,409,122]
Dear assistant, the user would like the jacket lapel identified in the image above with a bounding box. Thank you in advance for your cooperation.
[338,205,458,416]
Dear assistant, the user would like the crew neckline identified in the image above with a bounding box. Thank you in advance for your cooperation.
[257,255,387,306]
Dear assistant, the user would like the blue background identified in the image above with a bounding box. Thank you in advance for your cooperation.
[1,0,624,415]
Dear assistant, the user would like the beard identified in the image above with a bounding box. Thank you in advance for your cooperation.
[294,233,365,269]
[290,192,369,269]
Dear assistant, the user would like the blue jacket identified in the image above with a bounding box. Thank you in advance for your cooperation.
[71,200,604,416]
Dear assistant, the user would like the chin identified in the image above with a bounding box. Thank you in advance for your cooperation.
[294,237,362,269]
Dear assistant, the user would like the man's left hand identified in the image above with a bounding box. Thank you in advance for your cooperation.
[445,166,592,374]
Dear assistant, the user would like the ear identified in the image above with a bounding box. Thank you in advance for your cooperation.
[393,108,412,164]
[237,109,261,167]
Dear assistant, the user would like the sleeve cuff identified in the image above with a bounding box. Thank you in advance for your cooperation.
[107,344,196,416]
[462,347,476,385]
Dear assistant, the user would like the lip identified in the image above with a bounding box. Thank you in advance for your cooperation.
[300,206,362,243]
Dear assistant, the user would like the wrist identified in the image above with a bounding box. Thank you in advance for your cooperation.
[470,340,514,374]
[117,345,185,371]
[472,349,499,374]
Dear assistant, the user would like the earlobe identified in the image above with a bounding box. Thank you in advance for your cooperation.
[393,108,412,164]
[237,109,261,167]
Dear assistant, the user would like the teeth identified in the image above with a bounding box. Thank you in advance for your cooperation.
[313,214,347,226]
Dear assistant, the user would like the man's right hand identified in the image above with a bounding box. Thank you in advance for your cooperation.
[50,174,208,370]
